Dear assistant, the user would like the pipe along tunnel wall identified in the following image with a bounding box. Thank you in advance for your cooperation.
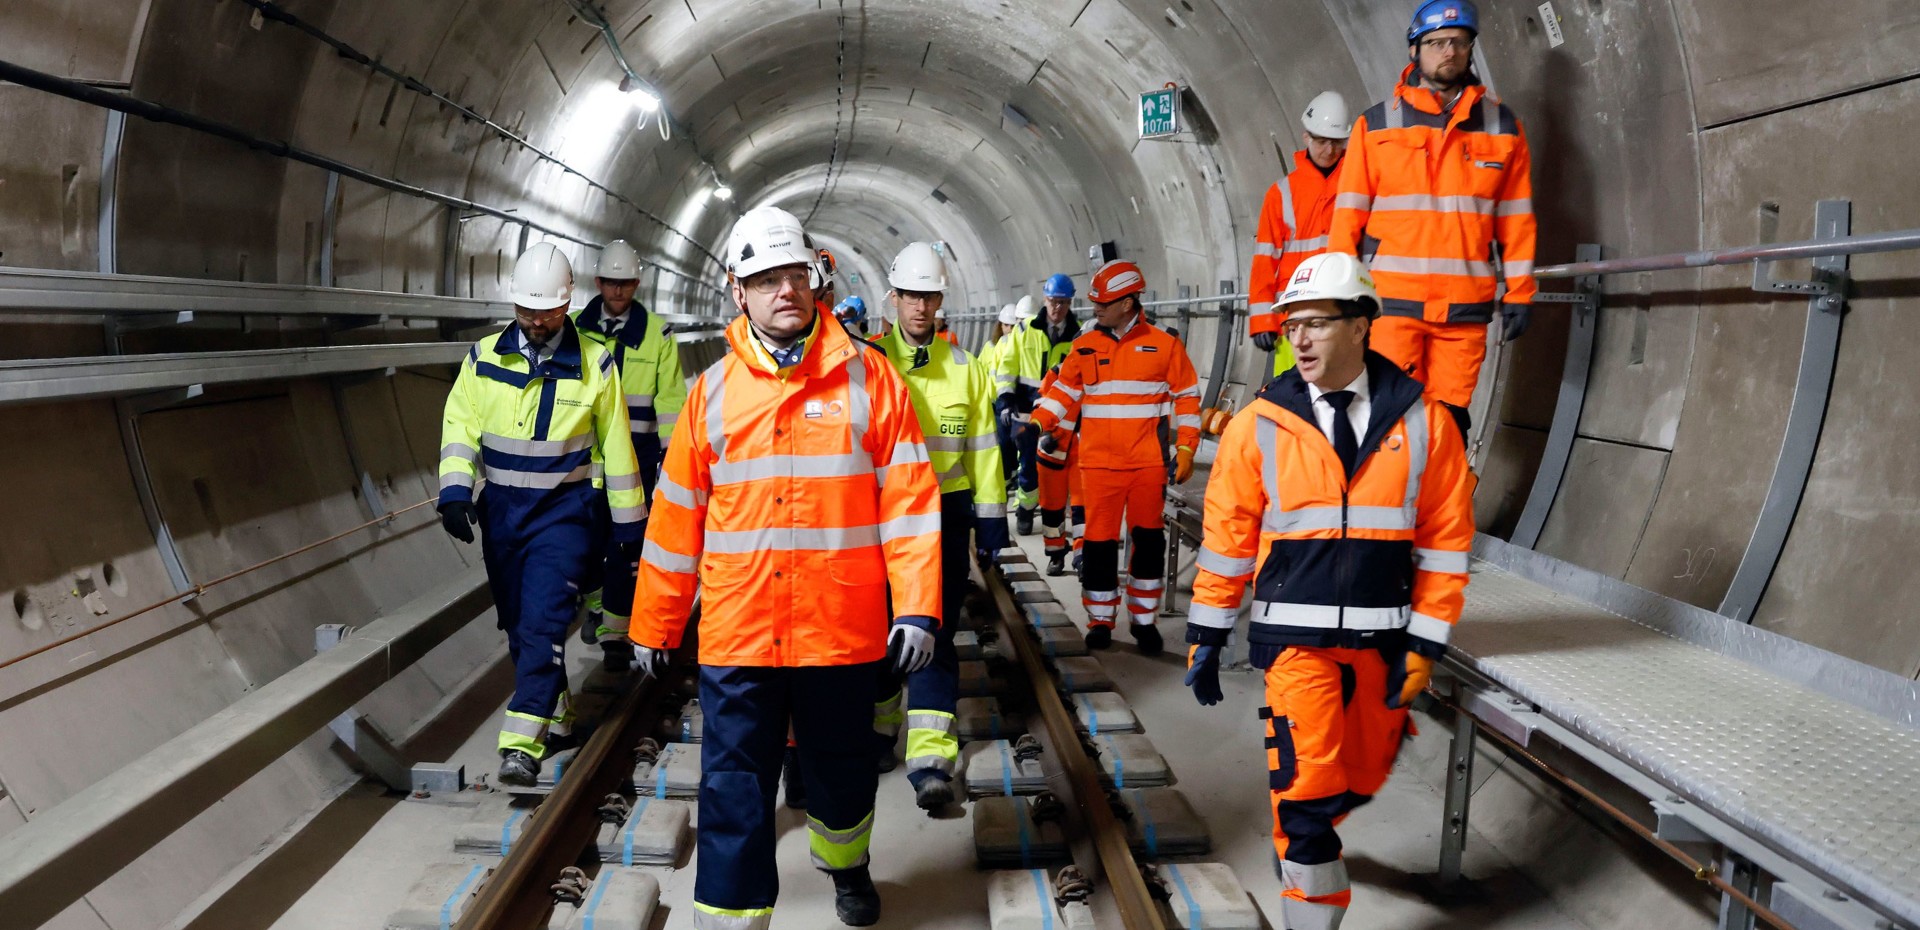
[3,1,1918,927]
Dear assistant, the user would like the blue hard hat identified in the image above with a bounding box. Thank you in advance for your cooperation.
[836,295,867,323]
[1407,0,1479,43]
[1042,274,1075,299]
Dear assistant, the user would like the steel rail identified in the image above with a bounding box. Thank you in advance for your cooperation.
[456,628,694,930]
[1533,225,1920,280]
[982,567,1166,930]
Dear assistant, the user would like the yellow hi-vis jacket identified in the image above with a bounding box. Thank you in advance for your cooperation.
[875,326,1008,522]
[438,320,647,541]
[574,296,687,487]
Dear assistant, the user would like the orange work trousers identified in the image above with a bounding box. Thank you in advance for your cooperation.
[1368,316,1489,409]
[1037,438,1083,557]
[1080,466,1166,628]
[1262,645,1412,924]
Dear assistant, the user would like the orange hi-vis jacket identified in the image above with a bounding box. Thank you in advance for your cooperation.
[631,312,944,667]
[1249,150,1343,337]
[1031,314,1201,471]
[1328,65,1537,325]
[1186,352,1475,658]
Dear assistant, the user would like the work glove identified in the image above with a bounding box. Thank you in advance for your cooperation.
[1172,445,1196,484]
[1386,651,1435,709]
[438,500,478,544]
[975,513,1011,561]
[887,617,938,675]
[1501,304,1532,343]
[633,644,671,680]
[1038,431,1062,456]
[1184,644,1223,706]
[1251,331,1278,352]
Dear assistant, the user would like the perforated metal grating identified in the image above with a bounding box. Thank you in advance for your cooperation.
[1455,564,1920,924]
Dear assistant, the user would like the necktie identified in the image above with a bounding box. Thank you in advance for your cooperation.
[1323,390,1358,477]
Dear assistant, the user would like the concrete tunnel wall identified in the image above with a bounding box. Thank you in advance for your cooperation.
[1,1,1916,927]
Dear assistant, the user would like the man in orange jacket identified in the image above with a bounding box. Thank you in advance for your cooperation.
[629,206,943,929]
[1184,252,1475,929]
[1329,0,1536,435]
[1032,260,1201,654]
[1249,90,1352,378]
[1035,363,1085,577]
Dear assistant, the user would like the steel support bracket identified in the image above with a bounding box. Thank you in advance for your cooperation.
[1510,243,1603,549]
[316,624,414,793]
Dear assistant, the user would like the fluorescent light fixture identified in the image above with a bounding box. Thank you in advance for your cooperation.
[712,185,733,201]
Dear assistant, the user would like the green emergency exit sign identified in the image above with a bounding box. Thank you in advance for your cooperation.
[1139,86,1181,138]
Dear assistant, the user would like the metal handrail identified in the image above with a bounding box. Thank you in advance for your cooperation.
[1534,225,1920,279]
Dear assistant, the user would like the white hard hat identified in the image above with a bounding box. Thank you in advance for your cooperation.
[597,239,641,280]
[888,241,949,292]
[1278,252,1380,318]
[1015,295,1035,318]
[511,242,574,310]
[934,306,947,319]
[997,303,1019,326]
[724,206,820,283]
[1301,91,1351,140]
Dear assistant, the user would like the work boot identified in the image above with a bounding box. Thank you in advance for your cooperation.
[782,745,808,810]
[1085,625,1113,650]
[579,614,601,645]
[913,774,956,814]
[831,865,882,926]
[600,639,633,675]
[1016,509,1036,536]
[877,749,899,774]
[1046,549,1067,576]
[1130,622,1164,657]
[497,749,540,788]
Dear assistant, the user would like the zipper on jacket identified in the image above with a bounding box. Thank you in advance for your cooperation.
[1336,483,1350,632]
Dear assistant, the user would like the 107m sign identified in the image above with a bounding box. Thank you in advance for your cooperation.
[1140,87,1181,138]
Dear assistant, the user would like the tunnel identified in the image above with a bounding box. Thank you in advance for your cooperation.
[1,1,1916,928]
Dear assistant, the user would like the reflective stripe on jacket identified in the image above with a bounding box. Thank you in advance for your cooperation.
[1249,150,1342,339]
[1328,65,1537,324]
[875,328,1008,520]
[1031,314,1201,470]
[1185,351,1475,656]
[632,312,943,666]
[574,297,688,485]
[438,319,646,540]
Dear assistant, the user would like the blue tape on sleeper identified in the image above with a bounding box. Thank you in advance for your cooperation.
[1080,695,1098,735]
[1104,737,1124,788]
[1129,790,1157,857]
[999,742,1015,796]
[681,716,692,741]
[581,867,612,930]
[500,808,525,856]
[622,796,652,866]
[441,863,486,930]
[990,704,1002,739]
[1030,869,1055,930]
[1165,863,1203,929]
[655,747,671,796]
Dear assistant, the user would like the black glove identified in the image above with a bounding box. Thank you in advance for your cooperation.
[975,513,1010,558]
[1184,645,1223,706]
[438,501,478,544]
[1252,331,1278,352]
[1502,304,1532,343]
[1038,432,1061,456]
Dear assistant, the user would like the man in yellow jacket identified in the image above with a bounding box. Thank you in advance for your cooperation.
[437,242,646,787]
[629,207,943,928]
[872,241,1008,813]
[574,238,686,673]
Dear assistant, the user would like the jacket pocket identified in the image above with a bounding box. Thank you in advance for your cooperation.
[827,552,887,587]
[1259,704,1299,792]
[1463,136,1516,198]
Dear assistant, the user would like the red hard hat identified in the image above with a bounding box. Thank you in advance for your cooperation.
[1088,260,1146,303]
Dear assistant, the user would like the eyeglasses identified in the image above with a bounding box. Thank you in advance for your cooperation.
[893,290,940,305]
[1281,315,1360,338]
[1418,36,1474,53]
[742,267,814,295]
[514,305,568,324]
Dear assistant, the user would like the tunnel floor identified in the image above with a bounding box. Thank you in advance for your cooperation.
[241,533,1584,930]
